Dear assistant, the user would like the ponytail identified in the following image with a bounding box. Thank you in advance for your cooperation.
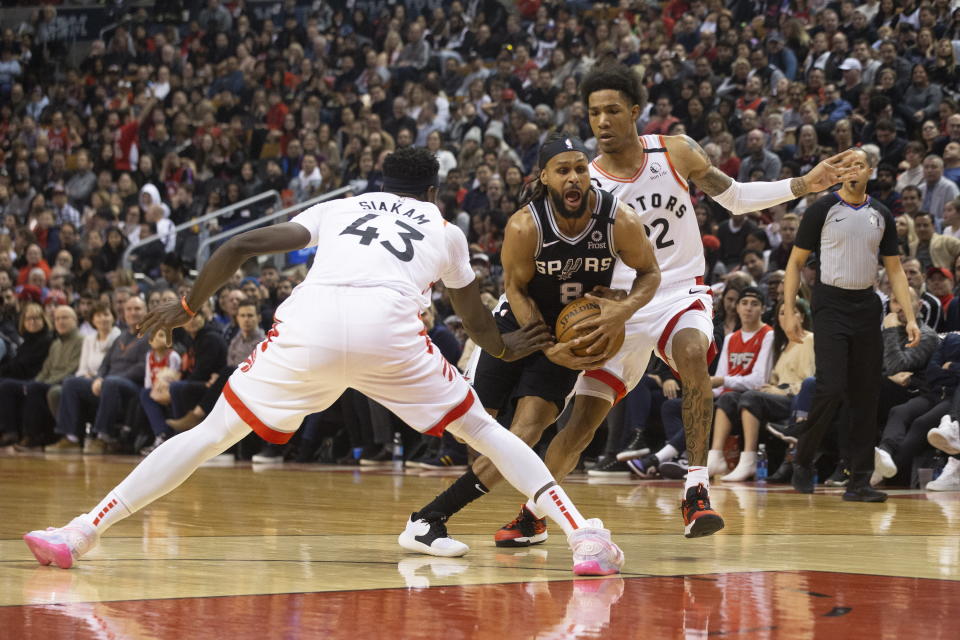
[519,176,547,208]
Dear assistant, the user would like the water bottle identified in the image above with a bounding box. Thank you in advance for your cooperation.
[756,444,768,483]
[392,431,404,472]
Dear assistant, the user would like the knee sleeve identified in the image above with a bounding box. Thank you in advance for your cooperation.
[113,396,250,514]
[446,409,553,500]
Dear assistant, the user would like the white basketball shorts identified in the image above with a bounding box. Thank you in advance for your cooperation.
[224,284,486,443]
[574,278,717,405]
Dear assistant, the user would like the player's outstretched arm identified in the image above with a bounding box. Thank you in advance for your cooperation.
[447,279,552,362]
[665,135,860,214]
[580,202,661,356]
[137,222,311,342]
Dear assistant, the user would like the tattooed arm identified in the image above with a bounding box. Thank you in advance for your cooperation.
[663,135,857,213]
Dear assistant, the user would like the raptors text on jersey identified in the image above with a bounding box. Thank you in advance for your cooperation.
[590,134,704,290]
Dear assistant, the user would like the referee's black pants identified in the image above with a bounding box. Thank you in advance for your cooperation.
[795,283,883,485]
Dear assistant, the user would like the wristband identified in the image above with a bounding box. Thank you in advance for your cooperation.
[494,345,506,359]
[181,296,197,317]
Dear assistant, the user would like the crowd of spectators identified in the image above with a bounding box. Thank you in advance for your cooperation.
[1,0,960,489]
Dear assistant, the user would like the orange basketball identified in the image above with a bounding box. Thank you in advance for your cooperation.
[555,297,625,358]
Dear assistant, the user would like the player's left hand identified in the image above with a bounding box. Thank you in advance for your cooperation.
[500,320,554,362]
[803,149,862,192]
[579,292,632,355]
[904,321,921,348]
[137,299,193,346]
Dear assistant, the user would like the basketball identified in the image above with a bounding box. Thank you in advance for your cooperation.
[555,297,625,357]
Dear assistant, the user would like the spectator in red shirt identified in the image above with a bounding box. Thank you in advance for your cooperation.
[17,244,51,286]
[113,95,157,173]
[265,90,289,131]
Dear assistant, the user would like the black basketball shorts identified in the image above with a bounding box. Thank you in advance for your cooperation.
[471,303,579,413]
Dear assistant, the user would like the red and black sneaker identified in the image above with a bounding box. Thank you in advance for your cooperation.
[681,484,725,539]
[494,505,548,547]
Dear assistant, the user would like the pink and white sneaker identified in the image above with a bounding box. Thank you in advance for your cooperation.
[23,516,99,569]
[569,519,624,576]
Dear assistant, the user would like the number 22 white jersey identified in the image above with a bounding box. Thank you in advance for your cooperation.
[590,135,705,290]
[290,192,476,308]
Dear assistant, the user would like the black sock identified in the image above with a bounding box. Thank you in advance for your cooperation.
[415,469,488,520]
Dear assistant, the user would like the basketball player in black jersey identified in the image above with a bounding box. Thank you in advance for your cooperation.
[399,134,661,556]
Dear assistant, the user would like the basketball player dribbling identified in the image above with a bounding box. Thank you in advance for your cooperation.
[456,65,859,548]
[22,147,625,576]
[399,134,660,556]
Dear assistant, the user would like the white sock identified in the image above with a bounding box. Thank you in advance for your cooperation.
[655,444,679,463]
[447,414,586,536]
[685,466,710,492]
[81,397,250,534]
[83,492,132,532]
[533,484,585,537]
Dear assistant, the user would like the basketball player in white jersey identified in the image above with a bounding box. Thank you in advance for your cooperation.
[22,147,625,576]
[485,65,859,541]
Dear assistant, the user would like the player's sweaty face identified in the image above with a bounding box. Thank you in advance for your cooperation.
[588,90,638,154]
[542,152,591,219]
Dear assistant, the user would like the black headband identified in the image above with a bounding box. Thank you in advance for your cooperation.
[538,136,590,170]
[382,174,439,194]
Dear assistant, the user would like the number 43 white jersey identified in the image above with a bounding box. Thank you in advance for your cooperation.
[290,192,475,308]
[590,135,705,289]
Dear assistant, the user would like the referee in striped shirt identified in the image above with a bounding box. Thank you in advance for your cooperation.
[781,148,920,502]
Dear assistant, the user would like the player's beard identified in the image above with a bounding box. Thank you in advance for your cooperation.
[547,184,589,219]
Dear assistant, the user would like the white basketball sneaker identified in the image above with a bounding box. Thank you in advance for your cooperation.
[23,516,99,569]
[398,512,469,557]
[927,458,960,491]
[928,416,960,455]
[874,447,898,482]
[569,519,624,576]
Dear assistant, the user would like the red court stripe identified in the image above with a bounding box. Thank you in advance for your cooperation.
[223,381,294,444]
[583,369,628,404]
[425,391,475,437]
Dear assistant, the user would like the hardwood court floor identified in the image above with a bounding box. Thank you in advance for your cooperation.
[1,453,958,639]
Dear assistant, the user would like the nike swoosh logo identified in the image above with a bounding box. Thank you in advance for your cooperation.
[542,240,560,247]
[475,483,488,494]
[689,288,700,295]
[834,217,846,223]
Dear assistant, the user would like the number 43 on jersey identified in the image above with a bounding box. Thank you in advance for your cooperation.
[340,213,424,262]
